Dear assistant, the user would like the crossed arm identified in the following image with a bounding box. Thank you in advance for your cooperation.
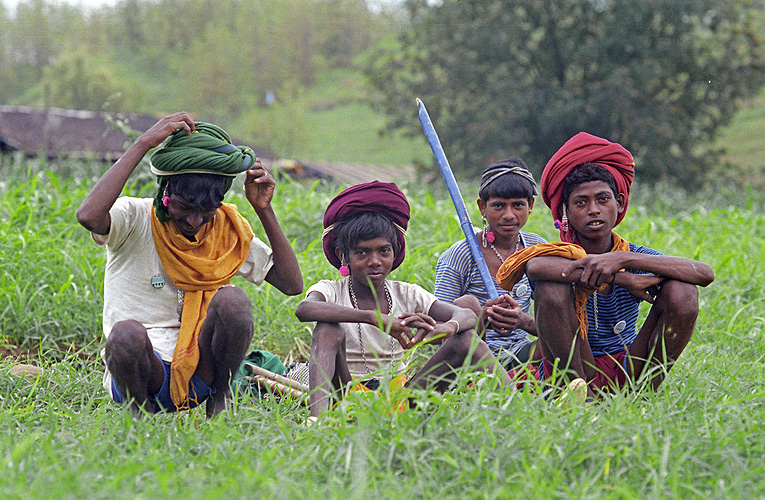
[526,251,714,301]
[295,291,477,350]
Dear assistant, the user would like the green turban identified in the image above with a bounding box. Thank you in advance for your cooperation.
[150,122,255,222]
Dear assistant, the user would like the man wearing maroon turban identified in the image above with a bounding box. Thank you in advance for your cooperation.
[296,181,510,417]
[498,132,714,398]
[321,180,410,271]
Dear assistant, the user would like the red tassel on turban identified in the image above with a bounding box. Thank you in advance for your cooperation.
[541,132,635,242]
[322,181,410,270]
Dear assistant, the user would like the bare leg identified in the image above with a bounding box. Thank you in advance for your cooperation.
[196,286,254,418]
[453,295,484,337]
[626,280,699,390]
[408,330,511,392]
[104,319,164,416]
[534,281,596,397]
[308,322,352,417]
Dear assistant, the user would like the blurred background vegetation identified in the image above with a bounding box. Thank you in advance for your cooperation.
[0,0,764,187]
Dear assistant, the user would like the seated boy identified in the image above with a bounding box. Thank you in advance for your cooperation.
[77,112,302,417]
[496,132,714,398]
[295,181,510,417]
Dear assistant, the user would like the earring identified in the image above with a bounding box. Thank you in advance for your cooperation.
[528,209,532,220]
[339,258,350,277]
[482,216,495,246]
[554,206,569,232]
[162,188,170,207]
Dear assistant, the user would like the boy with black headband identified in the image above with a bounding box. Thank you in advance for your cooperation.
[435,158,547,369]
[497,132,714,398]
[77,112,302,417]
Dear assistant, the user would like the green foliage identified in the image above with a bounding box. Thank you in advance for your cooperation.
[42,50,131,111]
[0,161,104,351]
[714,88,765,188]
[1,0,392,114]
[234,68,431,165]
[1,157,765,498]
[365,0,765,186]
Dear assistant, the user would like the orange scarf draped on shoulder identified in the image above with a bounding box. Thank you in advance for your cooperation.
[151,203,254,408]
[496,232,630,339]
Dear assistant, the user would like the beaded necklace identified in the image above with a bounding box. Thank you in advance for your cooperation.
[348,277,395,375]
[488,234,523,264]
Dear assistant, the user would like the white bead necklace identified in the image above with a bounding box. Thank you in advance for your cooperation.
[348,277,395,375]
[488,234,523,264]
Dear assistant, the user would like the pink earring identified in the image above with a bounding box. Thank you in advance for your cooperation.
[162,196,170,207]
[482,217,495,246]
[339,256,350,277]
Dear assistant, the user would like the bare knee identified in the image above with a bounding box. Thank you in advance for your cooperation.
[311,322,344,351]
[210,286,253,327]
[658,280,699,325]
[534,281,574,310]
[453,295,482,318]
[104,320,155,389]
[106,320,151,360]
[439,329,480,360]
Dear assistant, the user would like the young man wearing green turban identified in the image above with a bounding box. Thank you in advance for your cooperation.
[78,112,303,417]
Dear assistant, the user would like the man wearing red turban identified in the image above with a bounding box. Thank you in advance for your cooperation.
[497,132,714,398]
[541,132,635,243]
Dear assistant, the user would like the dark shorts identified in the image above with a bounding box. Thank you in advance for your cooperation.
[111,351,215,412]
[541,349,629,391]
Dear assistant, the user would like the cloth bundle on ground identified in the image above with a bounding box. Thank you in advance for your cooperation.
[232,350,288,396]
[148,121,256,408]
[321,180,410,270]
[540,132,635,243]
[150,122,256,222]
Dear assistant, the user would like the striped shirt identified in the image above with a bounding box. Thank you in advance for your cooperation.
[435,231,548,357]
[582,243,662,356]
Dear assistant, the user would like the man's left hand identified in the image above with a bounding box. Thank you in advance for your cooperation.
[244,159,275,210]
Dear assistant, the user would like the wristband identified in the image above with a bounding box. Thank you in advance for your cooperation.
[445,319,460,335]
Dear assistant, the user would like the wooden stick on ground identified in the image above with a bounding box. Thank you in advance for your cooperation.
[245,363,310,393]
[245,376,306,404]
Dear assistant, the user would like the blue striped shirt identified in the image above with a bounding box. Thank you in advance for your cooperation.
[435,231,548,356]
[582,243,662,356]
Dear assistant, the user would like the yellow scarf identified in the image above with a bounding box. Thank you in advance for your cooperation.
[496,232,630,339]
[151,203,253,408]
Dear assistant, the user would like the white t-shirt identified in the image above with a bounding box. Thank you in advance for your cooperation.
[305,278,438,378]
[92,197,274,393]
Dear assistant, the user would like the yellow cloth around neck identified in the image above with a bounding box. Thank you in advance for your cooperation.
[150,203,254,408]
[496,232,630,339]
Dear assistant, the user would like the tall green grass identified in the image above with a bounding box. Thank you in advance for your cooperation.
[1,158,764,499]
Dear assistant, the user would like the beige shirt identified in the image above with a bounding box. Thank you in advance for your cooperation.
[306,278,437,378]
[92,197,273,393]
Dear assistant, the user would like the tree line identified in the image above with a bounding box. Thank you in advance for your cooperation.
[365,0,765,185]
[0,0,392,117]
[1,0,763,186]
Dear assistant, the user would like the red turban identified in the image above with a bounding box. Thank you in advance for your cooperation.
[322,181,410,270]
[541,132,635,242]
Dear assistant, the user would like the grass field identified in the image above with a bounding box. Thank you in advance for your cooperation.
[1,157,764,499]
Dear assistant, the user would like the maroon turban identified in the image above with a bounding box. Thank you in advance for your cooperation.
[541,132,635,242]
[322,181,410,270]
